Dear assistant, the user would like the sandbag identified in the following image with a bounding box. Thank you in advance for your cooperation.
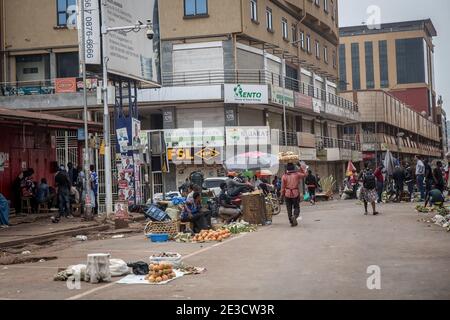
[109,259,130,277]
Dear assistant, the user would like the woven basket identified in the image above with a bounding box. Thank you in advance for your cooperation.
[144,220,179,237]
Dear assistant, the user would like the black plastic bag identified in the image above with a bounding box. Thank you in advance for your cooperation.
[127,261,149,275]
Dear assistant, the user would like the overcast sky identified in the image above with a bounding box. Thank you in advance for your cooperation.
[339,0,450,114]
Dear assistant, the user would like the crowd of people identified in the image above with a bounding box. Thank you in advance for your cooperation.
[0,163,99,228]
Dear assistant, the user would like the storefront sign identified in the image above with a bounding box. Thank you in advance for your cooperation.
[271,86,294,108]
[340,149,352,161]
[77,128,85,141]
[224,84,269,104]
[294,92,313,110]
[78,0,101,65]
[299,148,317,161]
[165,128,224,149]
[167,147,222,164]
[317,149,327,161]
[226,127,270,146]
[55,78,77,93]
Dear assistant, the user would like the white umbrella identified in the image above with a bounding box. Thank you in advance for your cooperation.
[383,150,395,176]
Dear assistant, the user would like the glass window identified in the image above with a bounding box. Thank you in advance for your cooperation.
[365,41,374,89]
[282,18,288,39]
[324,46,328,64]
[396,38,425,84]
[250,0,258,21]
[57,0,76,26]
[56,52,79,78]
[351,43,360,90]
[379,40,389,88]
[266,7,273,31]
[324,0,329,12]
[306,35,311,53]
[338,44,347,91]
[292,25,298,45]
[16,54,50,83]
[300,31,305,50]
[315,41,320,59]
[184,0,208,16]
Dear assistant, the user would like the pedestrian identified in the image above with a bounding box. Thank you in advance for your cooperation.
[392,164,406,202]
[0,192,10,228]
[67,162,78,186]
[415,155,426,201]
[433,161,445,192]
[53,166,72,223]
[424,159,434,198]
[281,162,307,227]
[36,178,51,208]
[358,163,379,216]
[90,165,99,215]
[304,169,318,205]
[374,164,385,203]
[405,163,415,202]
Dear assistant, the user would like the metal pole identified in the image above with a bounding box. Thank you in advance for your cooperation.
[282,55,288,146]
[79,0,92,215]
[101,0,113,216]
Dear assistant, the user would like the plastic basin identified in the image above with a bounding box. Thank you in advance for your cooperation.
[148,233,169,242]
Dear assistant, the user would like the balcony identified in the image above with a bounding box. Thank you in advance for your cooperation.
[315,136,362,162]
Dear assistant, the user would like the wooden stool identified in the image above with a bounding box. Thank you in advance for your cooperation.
[21,197,32,215]
[37,203,49,214]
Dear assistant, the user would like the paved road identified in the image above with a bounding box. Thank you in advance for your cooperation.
[0,200,449,300]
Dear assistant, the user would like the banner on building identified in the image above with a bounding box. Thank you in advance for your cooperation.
[294,92,313,110]
[55,78,77,93]
[271,86,294,108]
[226,127,270,146]
[164,127,224,149]
[167,147,223,165]
[224,84,269,104]
[77,0,101,65]
[312,98,323,114]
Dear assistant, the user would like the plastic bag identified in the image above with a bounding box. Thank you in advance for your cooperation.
[127,261,149,275]
[109,259,130,277]
[303,192,311,201]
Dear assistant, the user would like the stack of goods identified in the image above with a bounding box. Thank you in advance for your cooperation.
[279,151,299,164]
[145,263,176,283]
[149,252,182,268]
[192,229,231,243]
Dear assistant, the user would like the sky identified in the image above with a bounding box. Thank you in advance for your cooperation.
[339,0,450,114]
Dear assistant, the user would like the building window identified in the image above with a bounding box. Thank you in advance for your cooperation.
[57,0,76,26]
[314,0,320,6]
[282,18,288,39]
[300,31,305,50]
[315,41,320,59]
[324,0,329,12]
[351,43,361,90]
[16,54,50,83]
[292,25,298,45]
[379,40,389,88]
[396,38,426,84]
[250,0,258,22]
[266,7,273,31]
[332,49,337,69]
[56,52,79,78]
[306,35,311,53]
[184,0,208,17]
[365,41,375,89]
[324,46,328,64]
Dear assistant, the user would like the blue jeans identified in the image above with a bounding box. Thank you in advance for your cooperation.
[376,181,384,202]
[407,181,415,200]
[417,175,425,200]
[58,188,71,218]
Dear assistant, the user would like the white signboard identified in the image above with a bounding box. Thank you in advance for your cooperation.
[271,86,294,108]
[224,84,269,104]
[164,128,225,149]
[226,127,270,146]
[312,98,323,114]
[103,0,160,85]
[78,0,101,65]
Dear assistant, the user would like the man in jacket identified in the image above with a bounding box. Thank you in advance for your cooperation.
[405,163,415,202]
[415,155,426,201]
[392,165,406,202]
[281,163,307,227]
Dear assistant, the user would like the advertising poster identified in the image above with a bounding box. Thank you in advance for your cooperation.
[0,152,9,172]
[132,118,142,150]
[116,127,129,153]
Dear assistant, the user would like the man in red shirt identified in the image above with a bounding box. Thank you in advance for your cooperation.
[281,163,307,227]
[374,164,384,203]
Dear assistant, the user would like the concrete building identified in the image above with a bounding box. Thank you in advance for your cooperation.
[339,20,438,118]
[341,90,441,165]
[0,0,361,200]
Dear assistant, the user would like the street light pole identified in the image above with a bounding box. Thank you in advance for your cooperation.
[100,0,113,216]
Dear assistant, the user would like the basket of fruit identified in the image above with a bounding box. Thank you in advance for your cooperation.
[149,252,182,267]
[279,151,299,164]
[144,220,178,237]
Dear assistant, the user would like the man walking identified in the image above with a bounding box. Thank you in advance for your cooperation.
[90,165,99,215]
[415,155,425,201]
[374,164,384,203]
[52,166,72,223]
[281,163,307,227]
[358,163,379,216]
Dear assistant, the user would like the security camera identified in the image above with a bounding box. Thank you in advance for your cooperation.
[146,28,154,40]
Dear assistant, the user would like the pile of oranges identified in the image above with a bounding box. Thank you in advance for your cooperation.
[146,263,176,283]
[192,229,232,243]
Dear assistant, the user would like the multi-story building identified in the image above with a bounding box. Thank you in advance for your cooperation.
[0,0,361,200]
[339,20,438,118]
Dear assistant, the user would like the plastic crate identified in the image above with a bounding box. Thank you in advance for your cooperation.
[146,205,170,221]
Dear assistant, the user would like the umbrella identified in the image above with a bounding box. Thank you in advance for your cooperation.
[225,151,279,172]
[346,161,356,177]
[383,150,396,176]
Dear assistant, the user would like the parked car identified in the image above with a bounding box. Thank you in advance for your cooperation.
[203,177,229,196]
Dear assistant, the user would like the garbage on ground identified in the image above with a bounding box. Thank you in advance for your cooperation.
[177,263,206,275]
[127,261,149,275]
[39,259,46,263]
[112,235,124,239]
[76,235,88,241]
[54,264,87,281]
[21,251,31,255]
[416,206,450,232]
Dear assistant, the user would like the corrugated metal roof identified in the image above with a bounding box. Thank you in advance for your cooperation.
[0,107,102,128]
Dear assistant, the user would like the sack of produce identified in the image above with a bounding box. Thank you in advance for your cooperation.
[109,259,130,277]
